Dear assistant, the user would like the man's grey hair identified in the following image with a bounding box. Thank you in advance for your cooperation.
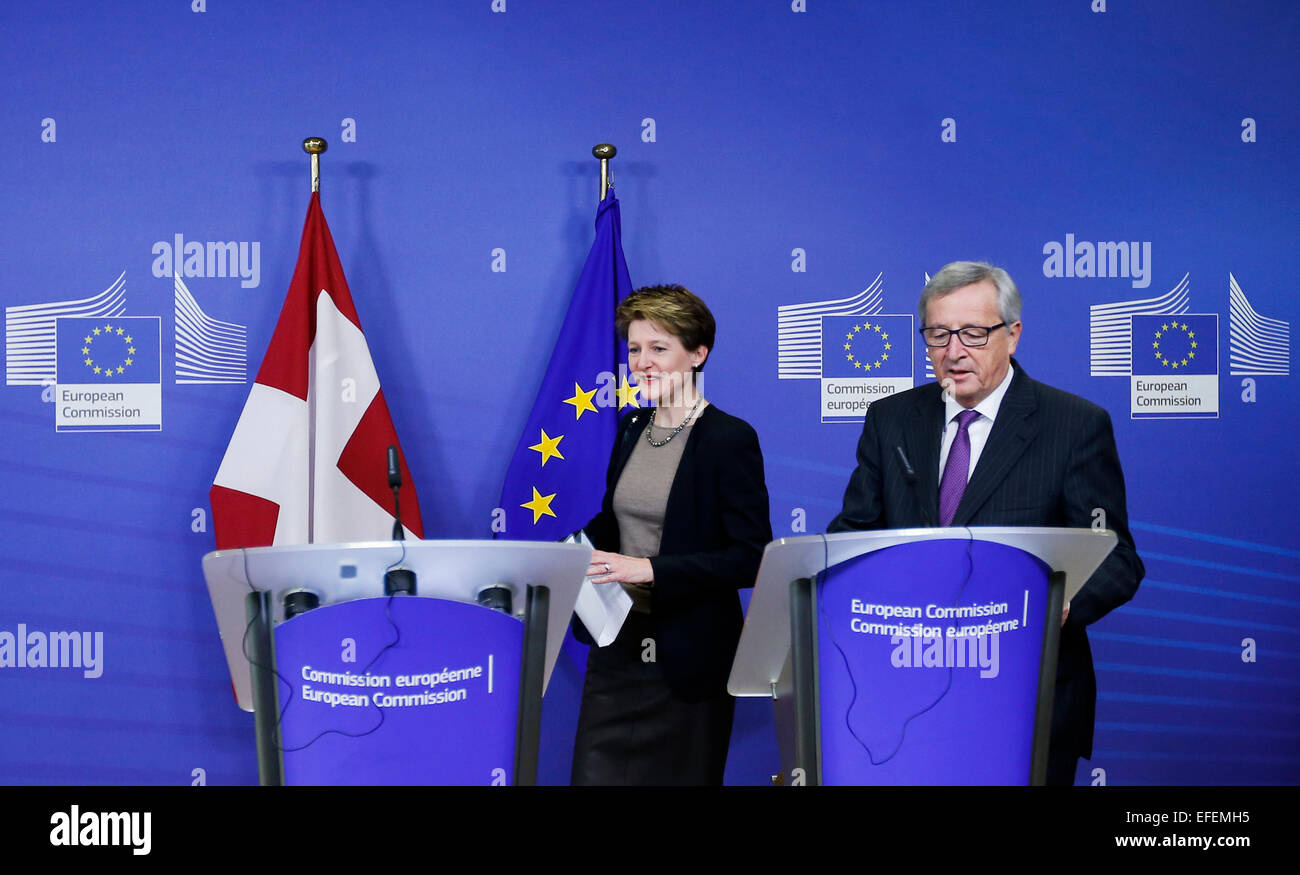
[918,261,1022,327]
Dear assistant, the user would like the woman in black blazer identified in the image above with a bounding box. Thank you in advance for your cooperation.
[571,284,772,785]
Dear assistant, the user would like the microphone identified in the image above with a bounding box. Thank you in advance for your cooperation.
[895,445,917,484]
[896,444,935,527]
[383,444,416,596]
[387,445,401,490]
[387,445,404,541]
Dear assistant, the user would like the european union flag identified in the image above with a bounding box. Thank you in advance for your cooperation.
[56,317,161,384]
[1131,314,1218,376]
[821,315,912,378]
[496,190,634,541]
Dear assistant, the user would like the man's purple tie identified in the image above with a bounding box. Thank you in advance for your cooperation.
[938,409,980,527]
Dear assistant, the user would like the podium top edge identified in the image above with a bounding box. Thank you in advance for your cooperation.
[202,539,589,563]
[768,527,1117,550]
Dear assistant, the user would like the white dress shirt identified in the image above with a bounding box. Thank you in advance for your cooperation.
[937,364,1016,483]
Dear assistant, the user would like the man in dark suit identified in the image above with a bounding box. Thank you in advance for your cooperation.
[828,261,1144,786]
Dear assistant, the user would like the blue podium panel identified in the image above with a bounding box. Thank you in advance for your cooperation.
[273,597,523,786]
[817,539,1051,785]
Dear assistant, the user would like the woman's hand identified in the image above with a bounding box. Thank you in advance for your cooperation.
[587,550,654,586]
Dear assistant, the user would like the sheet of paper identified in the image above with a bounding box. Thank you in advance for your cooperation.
[565,531,632,647]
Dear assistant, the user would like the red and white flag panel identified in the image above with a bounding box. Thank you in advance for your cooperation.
[210,193,423,549]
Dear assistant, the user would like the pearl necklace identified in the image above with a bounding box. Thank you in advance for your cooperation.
[645,397,704,447]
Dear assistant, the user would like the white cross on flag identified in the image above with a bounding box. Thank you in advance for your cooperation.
[210,193,423,548]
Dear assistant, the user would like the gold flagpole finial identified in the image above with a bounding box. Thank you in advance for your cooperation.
[593,143,617,203]
[303,137,328,193]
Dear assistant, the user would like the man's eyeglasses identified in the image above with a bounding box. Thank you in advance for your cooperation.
[919,323,1007,348]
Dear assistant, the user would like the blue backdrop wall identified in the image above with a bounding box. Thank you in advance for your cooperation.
[1,0,1295,786]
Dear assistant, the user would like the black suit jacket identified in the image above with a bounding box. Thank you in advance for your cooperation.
[577,404,773,702]
[828,359,1144,759]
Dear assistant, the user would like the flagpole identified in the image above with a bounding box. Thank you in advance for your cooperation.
[303,137,327,193]
[593,143,616,203]
[593,144,622,396]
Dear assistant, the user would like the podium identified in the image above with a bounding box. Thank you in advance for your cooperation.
[202,540,589,786]
[729,528,1117,785]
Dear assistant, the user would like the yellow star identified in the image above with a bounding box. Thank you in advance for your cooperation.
[1171,361,1180,369]
[84,358,92,366]
[521,487,557,524]
[116,366,124,374]
[93,366,101,374]
[1187,351,1195,359]
[116,327,124,335]
[1161,359,1170,367]
[125,357,133,366]
[884,342,892,350]
[845,332,854,341]
[616,376,641,409]
[125,335,133,344]
[856,324,865,332]
[1154,331,1162,339]
[83,335,92,344]
[846,353,855,362]
[128,346,136,355]
[1190,340,1198,349]
[843,342,851,351]
[864,362,874,371]
[1152,341,1160,349]
[863,322,873,331]
[93,328,101,335]
[562,382,598,419]
[1180,359,1189,367]
[103,369,113,378]
[528,430,565,467]
[81,347,89,355]
[881,352,889,361]
[853,361,862,369]
[1161,323,1169,332]
[880,332,889,341]
[1188,331,1195,339]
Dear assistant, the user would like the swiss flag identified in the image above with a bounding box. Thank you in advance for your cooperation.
[210,193,423,548]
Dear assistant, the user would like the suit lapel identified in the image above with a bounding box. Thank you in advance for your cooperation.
[906,387,944,527]
[953,363,1039,526]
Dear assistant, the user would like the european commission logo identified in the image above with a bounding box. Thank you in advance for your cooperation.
[1130,314,1218,419]
[777,275,916,423]
[1089,275,1220,419]
[55,316,161,432]
[1090,272,1290,417]
[821,316,913,422]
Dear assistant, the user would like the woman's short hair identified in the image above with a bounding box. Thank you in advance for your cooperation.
[615,284,716,369]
